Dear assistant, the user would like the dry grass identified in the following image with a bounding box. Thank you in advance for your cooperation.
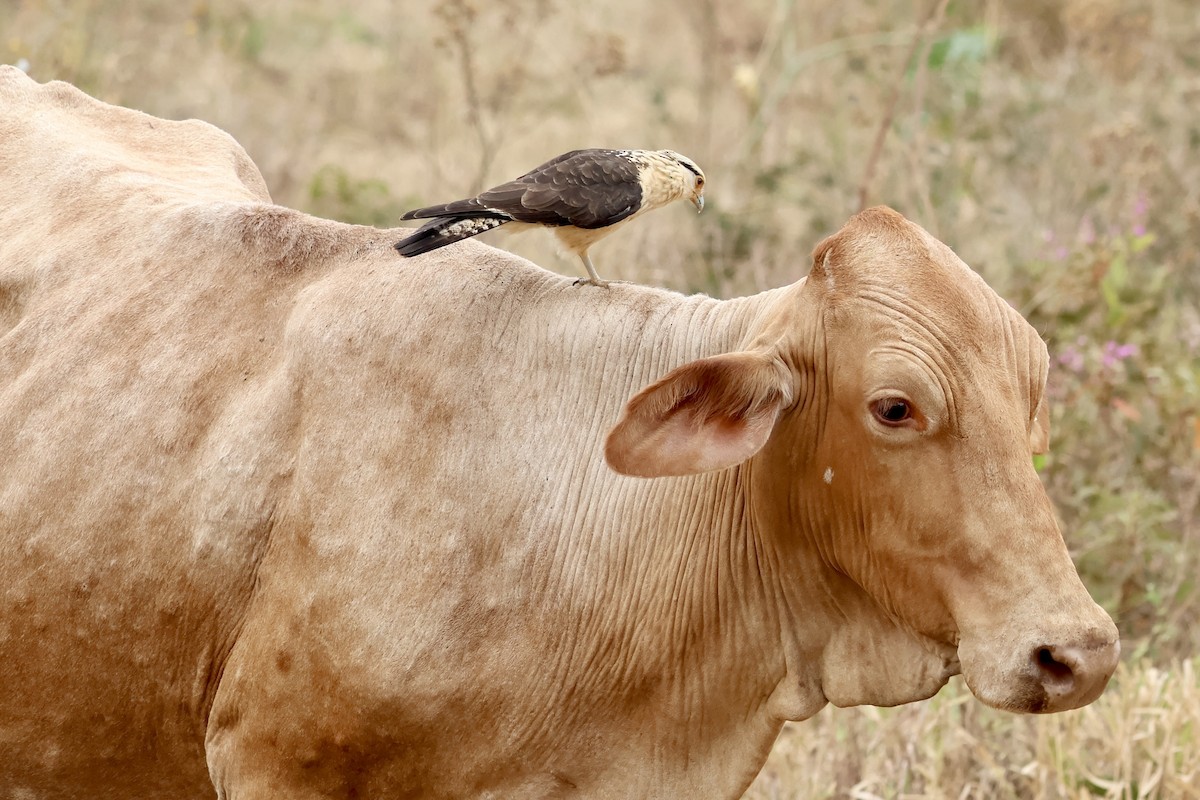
[3,0,1199,795]
[746,659,1200,799]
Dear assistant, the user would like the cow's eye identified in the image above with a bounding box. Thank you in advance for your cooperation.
[872,397,912,426]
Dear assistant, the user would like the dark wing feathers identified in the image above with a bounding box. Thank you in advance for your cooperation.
[509,148,590,180]
[395,149,644,256]
[528,180,638,228]
[401,149,643,228]
[499,149,642,229]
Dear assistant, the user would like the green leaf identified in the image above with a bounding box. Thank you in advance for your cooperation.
[241,18,266,61]
[1100,251,1129,325]
[1130,233,1156,253]
[927,26,993,70]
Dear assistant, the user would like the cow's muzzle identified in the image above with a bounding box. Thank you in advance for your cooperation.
[959,616,1120,714]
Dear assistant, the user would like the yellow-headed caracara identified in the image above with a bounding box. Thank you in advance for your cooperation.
[395,149,706,287]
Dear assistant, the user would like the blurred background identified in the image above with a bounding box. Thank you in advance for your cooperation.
[4,0,1198,796]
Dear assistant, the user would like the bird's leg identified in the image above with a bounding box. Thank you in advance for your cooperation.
[573,251,610,288]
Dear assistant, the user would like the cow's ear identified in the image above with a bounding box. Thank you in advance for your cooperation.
[604,352,792,477]
[1031,394,1051,455]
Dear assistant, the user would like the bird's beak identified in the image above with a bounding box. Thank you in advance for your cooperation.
[692,194,705,213]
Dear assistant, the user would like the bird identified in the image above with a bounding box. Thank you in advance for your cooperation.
[394,149,706,287]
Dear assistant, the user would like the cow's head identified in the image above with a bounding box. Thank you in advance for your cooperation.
[605,206,1119,715]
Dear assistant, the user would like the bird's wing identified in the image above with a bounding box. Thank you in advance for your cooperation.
[401,150,644,229]
[486,149,643,229]
[509,149,592,179]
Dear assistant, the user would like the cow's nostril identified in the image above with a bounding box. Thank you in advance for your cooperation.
[1025,637,1120,712]
[1034,645,1075,684]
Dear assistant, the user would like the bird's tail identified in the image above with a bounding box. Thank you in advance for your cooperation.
[394,215,508,257]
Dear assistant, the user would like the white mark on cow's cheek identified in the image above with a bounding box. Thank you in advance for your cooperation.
[823,467,834,484]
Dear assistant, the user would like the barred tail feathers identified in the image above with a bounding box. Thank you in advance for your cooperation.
[394,215,509,257]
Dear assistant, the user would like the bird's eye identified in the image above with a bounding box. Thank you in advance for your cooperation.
[871,397,913,426]
[696,176,704,187]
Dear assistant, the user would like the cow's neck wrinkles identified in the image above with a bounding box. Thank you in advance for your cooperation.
[513,283,799,785]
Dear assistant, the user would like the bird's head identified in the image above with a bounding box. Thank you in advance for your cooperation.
[658,150,706,213]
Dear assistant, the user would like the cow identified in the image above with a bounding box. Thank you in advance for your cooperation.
[0,66,1118,800]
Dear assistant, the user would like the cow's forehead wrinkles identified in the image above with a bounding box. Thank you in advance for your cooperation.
[851,284,987,357]
[839,281,1040,417]
[834,291,967,431]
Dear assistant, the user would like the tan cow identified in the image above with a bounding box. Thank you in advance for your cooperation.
[0,67,1117,800]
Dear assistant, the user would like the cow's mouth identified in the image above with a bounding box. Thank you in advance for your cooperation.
[917,630,961,681]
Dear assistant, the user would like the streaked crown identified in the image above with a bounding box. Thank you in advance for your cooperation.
[657,150,705,182]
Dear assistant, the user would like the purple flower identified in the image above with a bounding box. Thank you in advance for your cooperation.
[1132,192,1149,221]
[1057,346,1085,373]
[1078,216,1096,245]
[1101,340,1139,369]
[1128,193,1147,237]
